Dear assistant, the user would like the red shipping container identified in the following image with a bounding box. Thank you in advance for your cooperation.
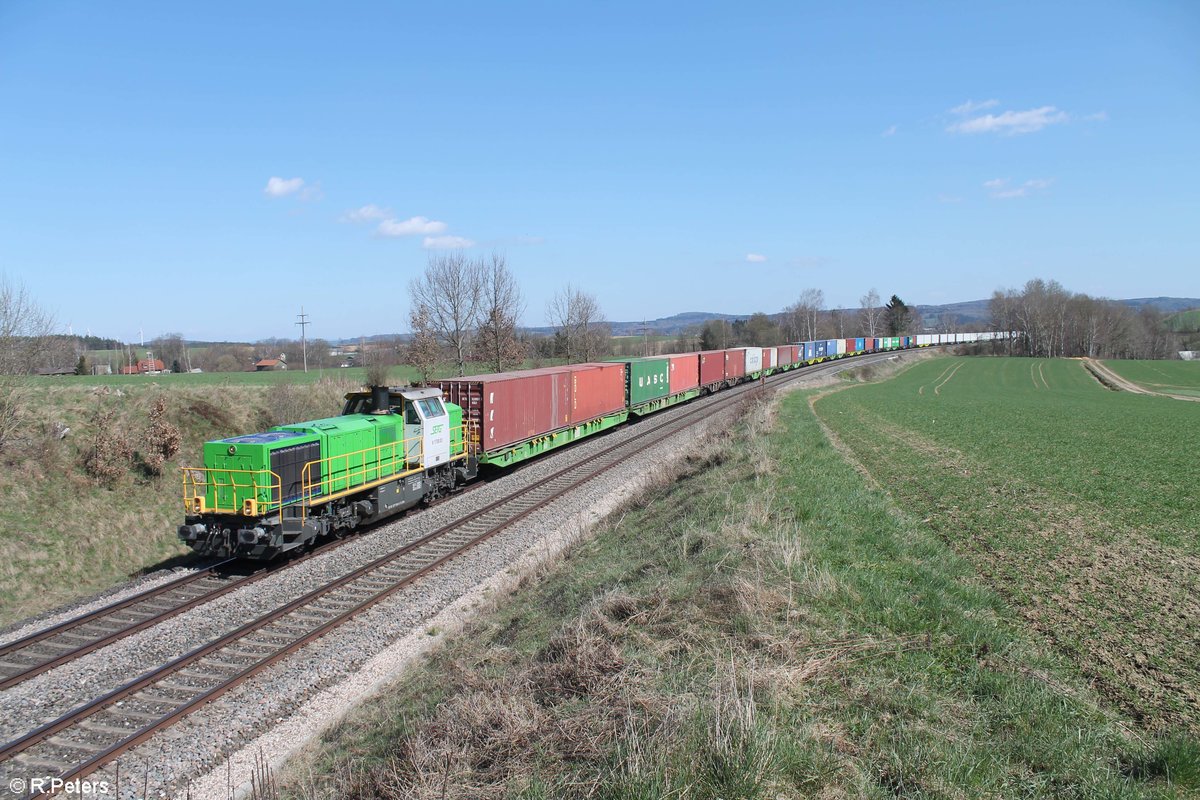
[439,369,570,452]
[844,338,857,353]
[566,363,626,423]
[668,354,700,394]
[724,348,746,378]
[777,345,795,366]
[698,350,725,386]
[762,347,777,368]
[787,345,800,363]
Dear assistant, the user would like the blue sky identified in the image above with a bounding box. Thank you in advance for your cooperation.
[1,1,1196,342]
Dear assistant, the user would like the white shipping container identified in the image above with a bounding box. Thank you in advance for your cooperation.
[916,334,934,346]
[836,339,847,355]
[742,347,763,373]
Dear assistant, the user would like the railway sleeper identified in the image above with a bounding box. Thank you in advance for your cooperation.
[11,753,70,770]
[45,735,110,755]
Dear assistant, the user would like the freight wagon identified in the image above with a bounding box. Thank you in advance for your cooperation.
[438,363,627,466]
[181,331,1015,560]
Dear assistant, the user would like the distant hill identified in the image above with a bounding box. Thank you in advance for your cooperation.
[336,297,1200,342]
[597,297,1200,336]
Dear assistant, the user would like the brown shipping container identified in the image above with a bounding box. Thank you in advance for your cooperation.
[668,354,700,394]
[439,369,569,452]
[567,363,627,423]
[698,350,725,386]
[786,345,800,364]
[776,345,793,366]
[724,348,746,378]
[844,338,857,353]
[762,347,777,368]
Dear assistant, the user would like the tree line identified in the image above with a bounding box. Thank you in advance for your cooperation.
[989,278,1185,359]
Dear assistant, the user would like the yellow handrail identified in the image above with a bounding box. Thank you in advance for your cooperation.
[296,422,477,521]
[181,422,480,523]
[181,467,284,524]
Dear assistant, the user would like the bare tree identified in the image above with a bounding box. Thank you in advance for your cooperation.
[0,277,54,452]
[406,306,442,385]
[786,288,824,341]
[860,288,882,337]
[547,284,608,363]
[474,253,527,372]
[409,252,484,377]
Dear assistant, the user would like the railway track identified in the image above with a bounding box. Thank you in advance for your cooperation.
[0,353,898,794]
[0,480,494,693]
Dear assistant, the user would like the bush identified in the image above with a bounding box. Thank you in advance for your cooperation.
[80,407,133,485]
[141,396,182,476]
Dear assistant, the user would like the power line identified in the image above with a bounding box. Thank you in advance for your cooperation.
[296,307,311,373]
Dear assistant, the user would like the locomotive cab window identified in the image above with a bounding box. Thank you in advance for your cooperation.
[418,398,445,418]
[405,403,421,425]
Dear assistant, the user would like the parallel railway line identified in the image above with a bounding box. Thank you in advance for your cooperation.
[0,352,898,794]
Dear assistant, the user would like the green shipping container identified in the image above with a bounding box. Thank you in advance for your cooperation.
[606,357,670,407]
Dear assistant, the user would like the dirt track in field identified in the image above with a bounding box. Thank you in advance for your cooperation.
[822,404,1200,735]
[1083,358,1200,402]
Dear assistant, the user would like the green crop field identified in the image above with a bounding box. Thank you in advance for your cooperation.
[815,356,1200,736]
[1165,309,1200,332]
[1102,359,1200,398]
[40,365,416,387]
[279,378,1195,798]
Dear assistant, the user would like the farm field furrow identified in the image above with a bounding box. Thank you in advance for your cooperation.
[277,386,1189,798]
[1102,359,1200,398]
[815,357,1200,736]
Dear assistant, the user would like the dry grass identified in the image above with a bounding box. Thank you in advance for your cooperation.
[0,379,355,625]
[274,380,1196,798]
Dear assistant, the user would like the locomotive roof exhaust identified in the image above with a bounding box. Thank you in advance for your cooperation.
[370,385,390,414]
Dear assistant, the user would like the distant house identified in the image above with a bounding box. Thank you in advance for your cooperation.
[36,366,76,377]
[119,358,166,375]
[255,358,287,371]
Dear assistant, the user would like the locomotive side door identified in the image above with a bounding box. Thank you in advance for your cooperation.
[399,389,451,468]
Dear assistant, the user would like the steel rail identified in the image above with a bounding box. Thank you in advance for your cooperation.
[0,352,901,795]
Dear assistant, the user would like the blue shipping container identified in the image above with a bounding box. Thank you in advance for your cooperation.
[825,339,839,356]
[856,337,866,351]
[804,341,816,360]
[814,341,827,358]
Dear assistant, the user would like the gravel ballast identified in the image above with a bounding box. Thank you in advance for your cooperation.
[0,358,903,799]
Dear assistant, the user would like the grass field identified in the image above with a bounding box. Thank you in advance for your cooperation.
[39,358,571,388]
[816,356,1200,736]
[1165,309,1200,332]
[40,365,418,387]
[1102,359,1200,398]
[277,382,1195,798]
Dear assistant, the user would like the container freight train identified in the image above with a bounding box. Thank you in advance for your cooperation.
[178,332,1008,559]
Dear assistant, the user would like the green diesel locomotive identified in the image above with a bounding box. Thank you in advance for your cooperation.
[179,387,477,558]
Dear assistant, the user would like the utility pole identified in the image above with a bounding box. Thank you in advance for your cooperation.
[296,307,310,373]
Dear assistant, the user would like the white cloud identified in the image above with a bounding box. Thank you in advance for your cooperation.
[377,216,448,237]
[881,125,897,137]
[949,98,999,115]
[1084,111,1109,122]
[746,253,767,263]
[984,177,1053,199]
[938,194,964,204]
[341,204,391,223]
[423,235,475,249]
[949,106,1068,135]
[264,176,305,197]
